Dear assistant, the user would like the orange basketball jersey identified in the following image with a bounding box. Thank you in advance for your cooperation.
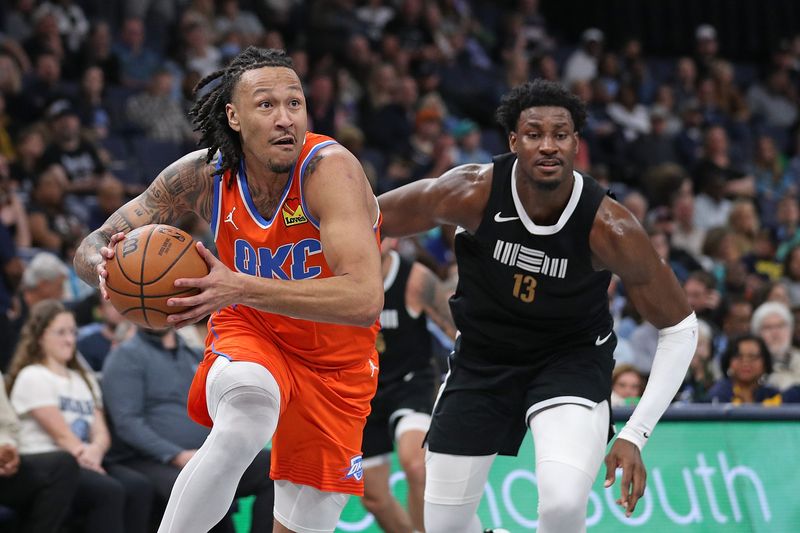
[205,132,381,371]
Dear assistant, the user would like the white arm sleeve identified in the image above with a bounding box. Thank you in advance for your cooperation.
[617,312,697,450]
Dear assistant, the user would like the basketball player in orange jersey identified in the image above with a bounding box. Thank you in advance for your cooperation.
[73,47,384,533]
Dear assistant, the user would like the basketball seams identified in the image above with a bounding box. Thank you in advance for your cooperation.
[105,285,200,298]
[140,226,156,327]
[141,237,199,285]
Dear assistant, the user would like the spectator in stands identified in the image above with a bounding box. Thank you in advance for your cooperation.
[693,127,747,230]
[215,0,265,47]
[610,364,644,406]
[75,65,112,141]
[0,368,79,533]
[8,125,46,193]
[4,0,36,43]
[180,21,222,79]
[629,107,679,175]
[27,163,86,258]
[0,223,21,371]
[707,334,781,404]
[77,21,121,85]
[693,24,720,77]
[781,245,800,306]
[678,319,719,402]
[670,178,706,260]
[125,69,195,145]
[21,52,67,122]
[22,10,64,65]
[113,17,161,90]
[41,100,105,194]
[364,74,417,158]
[751,301,800,389]
[38,0,89,55]
[747,68,799,142]
[563,27,603,86]
[774,196,800,260]
[0,53,25,125]
[675,99,705,168]
[650,84,682,135]
[683,270,722,324]
[306,71,345,138]
[0,154,31,249]
[728,199,760,255]
[102,327,274,533]
[77,296,134,372]
[87,174,126,232]
[355,0,396,45]
[7,299,153,533]
[452,118,490,165]
[752,135,794,227]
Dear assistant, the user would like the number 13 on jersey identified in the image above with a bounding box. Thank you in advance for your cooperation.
[512,273,537,303]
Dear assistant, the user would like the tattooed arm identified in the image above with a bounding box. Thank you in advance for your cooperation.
[405,262,457,340]
[74,150,216,287]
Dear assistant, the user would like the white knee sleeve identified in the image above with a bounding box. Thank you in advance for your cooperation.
[536,461,593,533]
[273,480,349,533]
[158,358,281,533]
[423,451,495,533]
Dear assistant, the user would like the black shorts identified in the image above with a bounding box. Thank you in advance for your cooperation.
[362,367,437,459]
[427,337,615,457]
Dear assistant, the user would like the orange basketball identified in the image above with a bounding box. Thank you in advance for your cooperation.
[104,224,209,329]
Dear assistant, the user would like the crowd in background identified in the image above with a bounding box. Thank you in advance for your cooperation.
[0,0,799,530]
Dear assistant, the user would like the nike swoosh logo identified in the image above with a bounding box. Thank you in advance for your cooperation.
[494,212,520,223]
[595,331,613,345]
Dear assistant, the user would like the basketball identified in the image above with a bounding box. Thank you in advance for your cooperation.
[104,224,209,329]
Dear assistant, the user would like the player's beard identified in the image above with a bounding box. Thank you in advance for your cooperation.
[268,159,293,173]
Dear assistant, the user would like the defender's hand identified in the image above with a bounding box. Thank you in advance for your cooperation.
[604,438,646,517]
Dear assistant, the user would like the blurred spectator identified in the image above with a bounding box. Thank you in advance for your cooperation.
[0,53,25,124]
[0,368,79,533]
[707,334,782,404]
[215,0,265,47]
[752,135,794,228]
[781,245,800,306]
[384,0,434,58]
[75,65,112,140]
[629,107,679,175]
[337,124,378,190]
[0,223,21,371]
[102,327,274,533]
[621,190,648,224]
[77,296,135,372]
[0,93,14,161]
[113,17,161,90]
[22,11,64,64]
[21,52,68,122]
[563,27,603,86]
[38,0,89,54]
[751,301,800,389]
[0,154,31,249]
[41,99,105,193]
[355,0,395,45]
[7,299,153,533]
[727,199,759,255]
[693,127,748,230]
[677,319,720,402]
[746,68,799,140]
[364,73,416,158]
[87,174,126,231]
[719,296,755,350]
[453,119,490,165]
[4,0,36,43]
[694,24,719,77]
[672,57,698,111]
[607,83,650,143]
[670,178,706,260]
[683,270,721,324]
[674,100,705,168]
[306,71,345,138]
[650,84,682,136]
[180,21,222,79]
[126,69,195,144]
[77,21,121,85]
[8,125,47,193]
[27,164,86,258]
[610,364,644,406]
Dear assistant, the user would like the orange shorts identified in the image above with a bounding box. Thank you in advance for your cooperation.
[187,330,379,496]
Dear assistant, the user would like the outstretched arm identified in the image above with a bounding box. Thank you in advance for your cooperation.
[406,262,457,340]
[73,150,215,288]
[591,197,696,517]
[167,146,384,327]
[378,163,492,237]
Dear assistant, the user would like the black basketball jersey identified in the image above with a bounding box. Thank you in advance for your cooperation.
[377,251,433,383]
[450,152,613,362]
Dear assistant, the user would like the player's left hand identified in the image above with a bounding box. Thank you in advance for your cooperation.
[603,438,646,517]
[167,242,240,328]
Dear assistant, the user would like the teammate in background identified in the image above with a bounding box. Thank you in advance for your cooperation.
[73,47,383,533]
[378,79,697,533]
[361,237,456,533]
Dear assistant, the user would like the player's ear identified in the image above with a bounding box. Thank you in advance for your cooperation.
[226,103,241,132]
[574,132,580,155]
[509,131,517,154]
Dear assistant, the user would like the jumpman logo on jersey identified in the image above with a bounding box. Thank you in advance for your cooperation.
[368,359,378,377]
[224,207,239,230]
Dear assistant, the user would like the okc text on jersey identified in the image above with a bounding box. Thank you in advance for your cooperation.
[233,237,322,280]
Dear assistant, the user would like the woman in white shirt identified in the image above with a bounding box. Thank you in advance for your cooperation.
[7,299,152,533]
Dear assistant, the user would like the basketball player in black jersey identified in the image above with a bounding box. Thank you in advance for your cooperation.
[378,80,697,533]
[361,238,456,533]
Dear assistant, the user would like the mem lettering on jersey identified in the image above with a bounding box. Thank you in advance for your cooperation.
[493,239,569,279]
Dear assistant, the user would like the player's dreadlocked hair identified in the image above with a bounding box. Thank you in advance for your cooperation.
[495,79,587,135]
[190,46,294,186]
